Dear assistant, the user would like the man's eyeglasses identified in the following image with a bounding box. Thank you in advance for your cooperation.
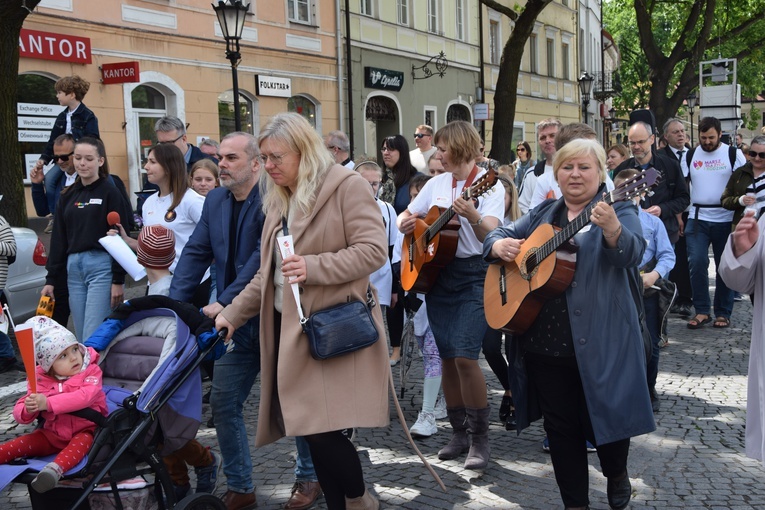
[53,151,74,162]
[748,150,765,159]
[413,133,430,139]
[628,138,650,147]
[157,133,184,145]
[258,153,288,166]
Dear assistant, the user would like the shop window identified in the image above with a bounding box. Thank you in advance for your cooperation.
[447,104,471,123]
[18,74,58,183]
[288,95,317,128]
[132,85,166,109]
[365,96,397,122]
[218,90,254,138]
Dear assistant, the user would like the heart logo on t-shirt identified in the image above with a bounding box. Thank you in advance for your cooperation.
[693,160,704,169]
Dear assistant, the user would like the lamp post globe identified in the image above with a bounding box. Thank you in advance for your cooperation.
[212,0,249,132]
[578,71,595,124]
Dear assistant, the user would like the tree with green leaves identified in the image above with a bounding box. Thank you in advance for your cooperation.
[481,0,553,164]
[604,0,765,134]
[0,0,41,226]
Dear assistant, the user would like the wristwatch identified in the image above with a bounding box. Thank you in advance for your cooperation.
[470,216,483,226]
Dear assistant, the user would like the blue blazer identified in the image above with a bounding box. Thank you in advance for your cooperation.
[169,184,265,310]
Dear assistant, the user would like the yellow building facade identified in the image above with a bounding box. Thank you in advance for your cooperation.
[481,0,581,157]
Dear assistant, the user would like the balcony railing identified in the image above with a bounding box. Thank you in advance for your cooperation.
[592,70,621,101]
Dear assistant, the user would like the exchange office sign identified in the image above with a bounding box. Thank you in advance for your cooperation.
[365,67,404,92]
[102,62,140,84]
[19,28,91,64]
[256,75,292,98]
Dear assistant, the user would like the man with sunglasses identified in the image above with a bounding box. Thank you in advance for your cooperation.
[30,134,77,234]
[409,124,436,172]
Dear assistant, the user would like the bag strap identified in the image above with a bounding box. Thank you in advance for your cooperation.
[280,218,375,325]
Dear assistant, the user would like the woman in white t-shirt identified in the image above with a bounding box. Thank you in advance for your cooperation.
[397,121,504,470]
[117,144,204,275]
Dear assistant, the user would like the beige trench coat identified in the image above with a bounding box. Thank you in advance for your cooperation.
[221,164,390,446]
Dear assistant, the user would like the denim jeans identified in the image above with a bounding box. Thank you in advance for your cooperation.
[67,250,113,342]
[685,219,734,319]
[44,165,63,214]
[211,320,260,493]
[294,436,317,482]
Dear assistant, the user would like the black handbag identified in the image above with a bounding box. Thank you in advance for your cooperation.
[280,218,379,360]
[301,288,379,360]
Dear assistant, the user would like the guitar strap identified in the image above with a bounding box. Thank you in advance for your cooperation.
[451,165,479,201]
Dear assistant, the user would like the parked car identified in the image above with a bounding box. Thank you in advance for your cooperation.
[3,227,47,324]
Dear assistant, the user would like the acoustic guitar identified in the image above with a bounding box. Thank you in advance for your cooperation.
[484,168,658,334]
[401,167,498,293]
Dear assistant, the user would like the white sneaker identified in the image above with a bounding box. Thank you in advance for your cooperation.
[433,395,447,420]
[410,411,437,437]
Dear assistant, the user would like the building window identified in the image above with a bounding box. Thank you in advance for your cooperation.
[447,104,471,123]
[289,95,317,128]
[529,34,538,74]
[561,42,570,80]
[396,0,408,25]
[546,38,555,77]
[288,0,311,24]
[18,74,57,184]
[489,21,500,65]
[424,107,437,130]
[427,0,441,35]
[455,0,464,41]
[360,0,373,17]
[218,90,254,138]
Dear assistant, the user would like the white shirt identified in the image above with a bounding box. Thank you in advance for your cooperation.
[689,143,747,223]
[517,164,548,214]
[409,147,437,173]
[369,198,397,306]
[141,188,205,272]
[407,168,504,258]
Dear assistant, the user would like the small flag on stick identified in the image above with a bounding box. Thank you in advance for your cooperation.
[14,324,36,394]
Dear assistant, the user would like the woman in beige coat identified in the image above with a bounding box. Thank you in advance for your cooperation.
[215,113,389,510]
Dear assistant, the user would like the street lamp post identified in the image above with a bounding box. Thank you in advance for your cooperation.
[578,71,595,124]
[686,92,698,147]
[212,0,249,132]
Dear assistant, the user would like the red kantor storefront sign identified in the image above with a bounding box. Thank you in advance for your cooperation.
[101,62,140,84]
[19,28,91,64]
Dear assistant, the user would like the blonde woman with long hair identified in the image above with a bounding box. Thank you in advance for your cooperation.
[216,113,389,510]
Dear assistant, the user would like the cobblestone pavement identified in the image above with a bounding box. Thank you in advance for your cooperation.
[1,226,763,509]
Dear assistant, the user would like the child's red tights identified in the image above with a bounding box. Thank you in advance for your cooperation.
[0,429,93,472]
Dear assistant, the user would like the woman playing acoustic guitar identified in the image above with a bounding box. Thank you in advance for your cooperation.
[397,121,504,470]
[483,139,655,510]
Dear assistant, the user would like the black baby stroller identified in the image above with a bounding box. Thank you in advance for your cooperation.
[13,296,229,510]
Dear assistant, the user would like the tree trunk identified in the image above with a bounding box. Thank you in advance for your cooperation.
[0,0,41,227]
[487,0,551,164]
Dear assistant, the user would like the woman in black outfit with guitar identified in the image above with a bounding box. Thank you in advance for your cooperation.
[483,139,655,510]
[397,121,504,470]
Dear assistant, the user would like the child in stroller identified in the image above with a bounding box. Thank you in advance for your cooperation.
[0,316,108,493]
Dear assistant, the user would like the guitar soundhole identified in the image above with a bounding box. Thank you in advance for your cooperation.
[519,248,539,280]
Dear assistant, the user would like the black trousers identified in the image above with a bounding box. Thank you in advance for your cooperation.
[482,327,511,392]
[670,212,693,305]
[304,430,365,509]
[526,353,630,508]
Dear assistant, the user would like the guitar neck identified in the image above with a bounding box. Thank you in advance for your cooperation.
[535,194,615,261]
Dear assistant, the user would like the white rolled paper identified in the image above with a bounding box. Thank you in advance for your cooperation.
[99,235,147,281]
